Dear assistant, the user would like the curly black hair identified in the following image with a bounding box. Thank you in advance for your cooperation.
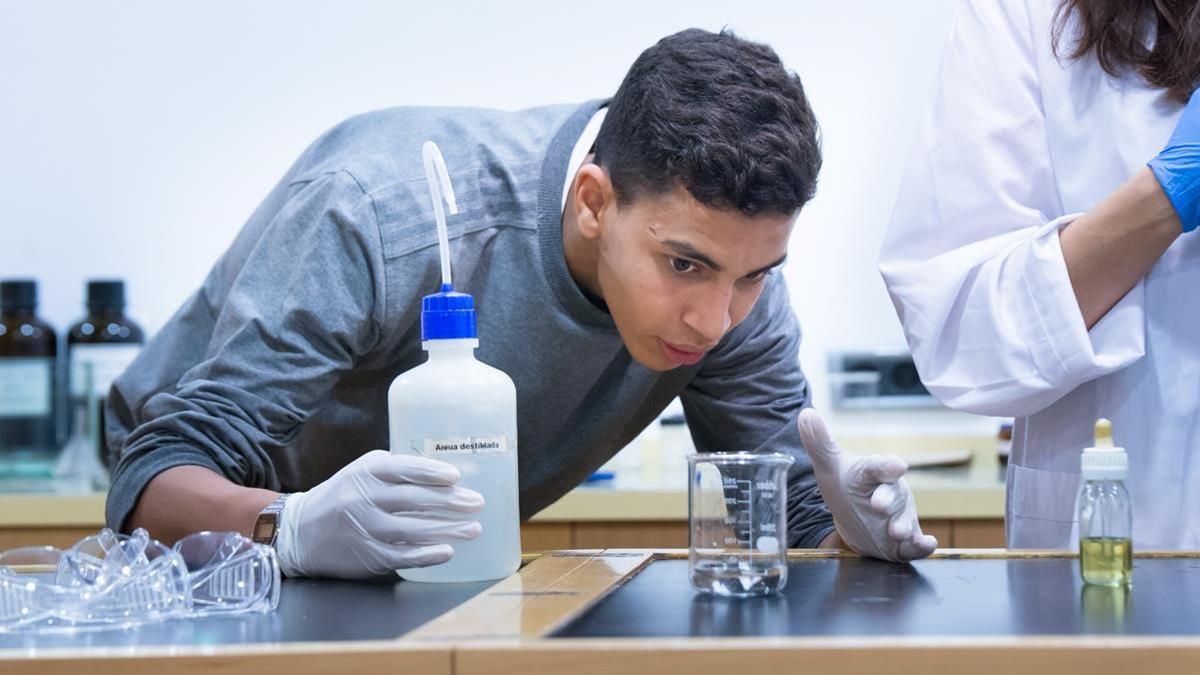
[593,28,822,217]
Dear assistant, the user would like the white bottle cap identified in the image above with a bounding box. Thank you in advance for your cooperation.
[1081,418,1128,481]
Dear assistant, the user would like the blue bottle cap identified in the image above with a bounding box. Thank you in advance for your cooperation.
[421,283,477,340]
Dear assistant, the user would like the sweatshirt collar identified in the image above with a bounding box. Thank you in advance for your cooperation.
[537,99,615,329]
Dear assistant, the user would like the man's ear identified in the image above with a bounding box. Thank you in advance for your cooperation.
[573,164,613,241]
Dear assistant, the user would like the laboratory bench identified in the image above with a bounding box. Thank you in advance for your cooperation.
[3,548,1198,674]
[0,432,1008,551]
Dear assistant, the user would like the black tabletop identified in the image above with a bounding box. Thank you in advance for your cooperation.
[555,557,1200,638]
[0,575,495,650]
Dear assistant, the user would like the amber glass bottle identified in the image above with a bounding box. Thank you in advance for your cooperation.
[67,280,144,466]
[0,280,58,476]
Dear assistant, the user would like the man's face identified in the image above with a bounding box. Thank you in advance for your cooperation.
[594,185,794,371]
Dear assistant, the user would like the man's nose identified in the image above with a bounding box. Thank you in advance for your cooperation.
[681,288,732,346]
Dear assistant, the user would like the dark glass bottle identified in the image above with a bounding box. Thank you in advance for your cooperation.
[0,280,58,476]
[67,280,145,467]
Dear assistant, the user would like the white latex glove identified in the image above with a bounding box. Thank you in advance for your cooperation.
[275,450,484,579]
[798,408,937,563]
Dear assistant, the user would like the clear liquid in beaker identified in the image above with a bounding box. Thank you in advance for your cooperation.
[688,452,792,597]
[690,553,787,597]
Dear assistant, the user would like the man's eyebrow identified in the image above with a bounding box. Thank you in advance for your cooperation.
[749,254,788,277]
[662,239,723,272]
[662,239,787,277]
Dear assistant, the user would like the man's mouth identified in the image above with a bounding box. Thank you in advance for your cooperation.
[658,339,707,366]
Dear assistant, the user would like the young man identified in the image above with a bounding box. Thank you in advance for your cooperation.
[106,29,936,579]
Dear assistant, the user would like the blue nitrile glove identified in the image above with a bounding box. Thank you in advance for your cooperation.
[1149,89,1200,233]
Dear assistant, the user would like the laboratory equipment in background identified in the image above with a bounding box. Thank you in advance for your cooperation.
[594,399,693,485]
[996,420,1013,464]
[53,362,109,492]
[659,400,693,475]
[1077,419,1132,587]
[688,451,792,597]
[389,141,520,583]
[0,280,57,478]
[66,280,144,467]
[827,349,936,410]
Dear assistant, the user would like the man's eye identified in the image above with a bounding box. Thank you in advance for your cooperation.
[745,270,769,283]
[671,258,694,273]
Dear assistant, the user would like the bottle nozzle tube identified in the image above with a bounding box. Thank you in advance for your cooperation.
[423,141,459,289]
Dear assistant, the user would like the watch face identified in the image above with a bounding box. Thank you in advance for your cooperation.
[253,516,276,543]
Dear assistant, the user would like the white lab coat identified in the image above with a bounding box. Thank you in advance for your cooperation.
[880,0,1197,549]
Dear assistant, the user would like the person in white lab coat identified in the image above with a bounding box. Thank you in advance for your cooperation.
[880,0,1200,549]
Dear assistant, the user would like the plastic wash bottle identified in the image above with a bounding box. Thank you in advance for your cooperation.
[390,141,520,583]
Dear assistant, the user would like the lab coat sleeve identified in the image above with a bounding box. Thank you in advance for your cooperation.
[680,273,835,549]
[106,170,387,531]
[878,0,1146,418]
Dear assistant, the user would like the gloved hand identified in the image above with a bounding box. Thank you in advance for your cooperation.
[275,450,483,579]
[1149,88,1200,233]
[798,408,937,563]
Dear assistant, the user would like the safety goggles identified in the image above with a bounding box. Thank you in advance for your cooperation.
[0,528,279,632]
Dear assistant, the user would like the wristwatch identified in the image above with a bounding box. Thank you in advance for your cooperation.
[252,494,291,548]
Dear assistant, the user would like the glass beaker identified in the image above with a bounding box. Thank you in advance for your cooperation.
[688,451,793,597]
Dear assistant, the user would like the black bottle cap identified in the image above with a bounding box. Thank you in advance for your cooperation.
[1,280,37,310]
[86,280,126,311]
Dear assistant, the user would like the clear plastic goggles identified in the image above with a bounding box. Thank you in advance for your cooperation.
[175,530,280,617]
[0,528,280,633]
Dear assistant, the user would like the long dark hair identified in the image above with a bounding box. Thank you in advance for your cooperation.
[1053,0,1200,103]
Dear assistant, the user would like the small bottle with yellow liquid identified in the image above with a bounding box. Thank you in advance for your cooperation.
[1077,418,1132,587]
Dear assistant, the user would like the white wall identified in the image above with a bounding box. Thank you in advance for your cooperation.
[0,1,992,435]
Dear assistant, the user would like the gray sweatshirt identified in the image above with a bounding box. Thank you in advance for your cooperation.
[105,100,835,547]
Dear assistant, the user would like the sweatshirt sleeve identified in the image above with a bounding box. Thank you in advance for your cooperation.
[680,273,835,549]
[877,0,1146,418]
[106,169,387,531]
